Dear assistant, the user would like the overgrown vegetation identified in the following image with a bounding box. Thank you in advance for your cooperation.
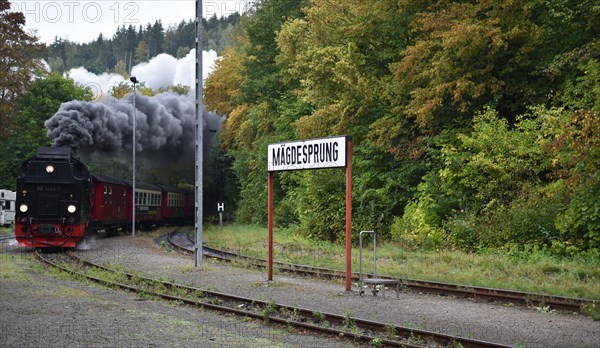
[204,0,599,254]
[204,224,600,300]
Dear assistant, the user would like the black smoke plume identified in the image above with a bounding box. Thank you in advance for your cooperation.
[44,92,223,184]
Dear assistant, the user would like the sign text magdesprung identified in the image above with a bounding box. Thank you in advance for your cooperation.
[267,136,348,172]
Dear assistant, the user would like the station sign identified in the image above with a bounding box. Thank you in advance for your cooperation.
[267,136,348,172]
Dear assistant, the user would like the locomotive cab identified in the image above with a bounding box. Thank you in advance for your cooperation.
[15,147,91,248]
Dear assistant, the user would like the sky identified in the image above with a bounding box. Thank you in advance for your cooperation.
[16,0,254,44]
[12,0,255,97]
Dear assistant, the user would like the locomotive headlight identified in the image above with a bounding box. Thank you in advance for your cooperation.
[67,205,77,213]
[19,204,28,213]
[46,164,55,173]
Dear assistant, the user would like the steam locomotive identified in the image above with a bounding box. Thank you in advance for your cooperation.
[15,147,193,248]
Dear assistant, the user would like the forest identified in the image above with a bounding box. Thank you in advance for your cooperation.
[203,0,599,254]
[45,13,241,74]
[1,0,598,255]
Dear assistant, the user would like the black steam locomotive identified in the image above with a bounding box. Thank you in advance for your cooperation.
[15,147,193,248]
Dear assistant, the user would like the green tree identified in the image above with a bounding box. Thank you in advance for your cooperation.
[209,0,307,225]
[275,0,429,238]
[205,0,600,250]
[134,40,149,64]
[108,81,153,99]
[0,0,45,137]
[204,48,246,116]
[0,74,92,189]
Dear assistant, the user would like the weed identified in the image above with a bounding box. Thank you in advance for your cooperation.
[370,338,384,347]
[406,332,425,346]
[312,310,325,321]
[535,305,556,314]
[158,240,171,252]
[342,310,357,331]
[580,302,600,321]
[261,299,277,322]
[369,338,383,347]
[448,340,466,348]
[384,324,397,340]
[204,285,220,292]
[289,308,300,322]
[191,289,205,299]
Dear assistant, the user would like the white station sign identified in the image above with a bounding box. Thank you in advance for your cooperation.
[268,136,348,172]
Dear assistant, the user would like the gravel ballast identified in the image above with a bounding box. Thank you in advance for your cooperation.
[0,240,349,347]
[2,235,599,347]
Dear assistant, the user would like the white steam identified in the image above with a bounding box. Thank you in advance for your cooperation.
[67,49,218,98]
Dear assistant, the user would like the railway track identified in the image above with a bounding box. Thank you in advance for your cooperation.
[167,230,596,313]
[0,234,15,242]
[35,249,508,348]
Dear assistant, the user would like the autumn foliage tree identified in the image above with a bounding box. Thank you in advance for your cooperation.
[0,0,44,137]
[206,0,599,250]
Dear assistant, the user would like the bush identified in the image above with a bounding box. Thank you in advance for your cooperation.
[391,197,445,250]
[556,179,600,249]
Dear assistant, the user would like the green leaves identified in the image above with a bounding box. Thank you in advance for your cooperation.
[205,0,599,252]
[0,74,92,189]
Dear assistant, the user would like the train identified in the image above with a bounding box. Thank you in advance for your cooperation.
[15,147,194,248]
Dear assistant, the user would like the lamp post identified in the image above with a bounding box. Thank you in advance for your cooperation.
[130,76,139,237]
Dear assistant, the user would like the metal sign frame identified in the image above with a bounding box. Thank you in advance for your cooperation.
[267,135,353,292]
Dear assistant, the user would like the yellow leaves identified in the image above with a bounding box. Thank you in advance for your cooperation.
[220,103,253,150]
[294,104,346,139]
[204,48,245,116]
[276,18,309,64]
[108,81,152,99]
[393,0,536,130]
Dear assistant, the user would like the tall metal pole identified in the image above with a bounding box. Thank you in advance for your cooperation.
[267,172,274,281]
[345,138,352,291]
[131,78,138,237]
[194,0,204,267]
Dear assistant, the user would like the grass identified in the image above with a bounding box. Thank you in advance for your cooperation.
[203,224,600,300]
[0,226,13,235]
[0,253,32,281]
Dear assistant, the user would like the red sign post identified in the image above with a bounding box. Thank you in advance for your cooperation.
[267,136,353,291]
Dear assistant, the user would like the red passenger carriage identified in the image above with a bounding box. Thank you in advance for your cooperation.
[15,147,193,248]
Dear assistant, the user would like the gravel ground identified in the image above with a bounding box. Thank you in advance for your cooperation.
[0,239,349,348]
[2,235,599,347]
